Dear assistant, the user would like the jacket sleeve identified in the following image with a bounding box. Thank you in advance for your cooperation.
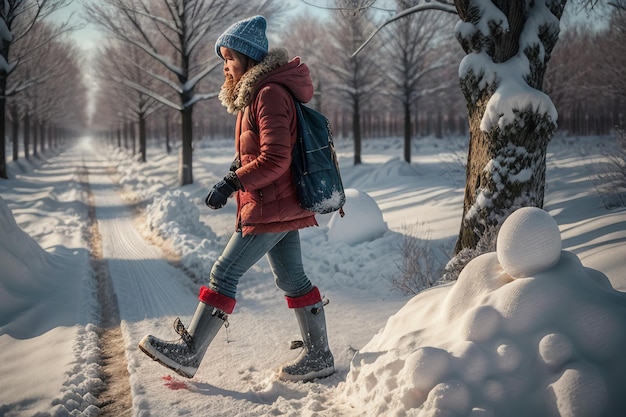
[235,84,295,191]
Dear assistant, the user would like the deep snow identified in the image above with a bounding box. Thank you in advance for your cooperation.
[0,134,625,416]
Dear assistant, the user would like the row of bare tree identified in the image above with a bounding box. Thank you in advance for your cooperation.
[2,0,624,256]
[89,0,625,169]
[2,1,622,180]
[0,0,88,179]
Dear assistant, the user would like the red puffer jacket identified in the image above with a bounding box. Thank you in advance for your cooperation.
[233,53,317,236]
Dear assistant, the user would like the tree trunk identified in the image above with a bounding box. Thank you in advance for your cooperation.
[453,0,565,254]
[0,74,6,179]
[11,107,18,161]
[24,113,30,160]
[48,123,53,149]
[165,116,171,154]
[139,114,146,163]
[123,122,129,150]
[39,121,45,153]
[353,98,362,165]
[180,106,194,185]
[33,118,39,158]
[403,101,411,163]
[130,121,136,155]
[435,108,443,139]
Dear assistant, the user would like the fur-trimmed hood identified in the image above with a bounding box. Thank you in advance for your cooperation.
[219,48,314,114]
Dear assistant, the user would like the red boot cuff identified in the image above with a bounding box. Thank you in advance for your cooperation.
[285,287,322,309]
[198,286,236,314]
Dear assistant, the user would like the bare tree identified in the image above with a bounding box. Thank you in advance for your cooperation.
[382,0,457,162]
[36,38,88,149]
[0,0,74,178]
[592,3,626,116]
[18,27,85,153]
[279,14,332,112]
[544,25,596,134]
[328,0,383,165]
[85,0,279,185]
[94,41,161,162]
[7,19,73,159]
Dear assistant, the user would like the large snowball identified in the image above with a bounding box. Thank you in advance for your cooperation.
[327,189,387,245]
[496,207,561,278]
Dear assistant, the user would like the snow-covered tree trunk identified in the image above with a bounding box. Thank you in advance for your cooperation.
[453,0,566,253]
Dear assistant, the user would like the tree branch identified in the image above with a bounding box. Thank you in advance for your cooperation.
[351,2,458,57]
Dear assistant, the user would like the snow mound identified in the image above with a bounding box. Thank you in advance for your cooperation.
[145,190,222,278]
[146,190,206,235]
[344,209,626,417]
[497,207,561,278]
[327,189,387,245]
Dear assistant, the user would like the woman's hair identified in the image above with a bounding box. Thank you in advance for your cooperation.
[231,49,259,71]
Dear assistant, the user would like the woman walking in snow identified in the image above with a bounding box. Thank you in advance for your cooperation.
[138,15,334,383]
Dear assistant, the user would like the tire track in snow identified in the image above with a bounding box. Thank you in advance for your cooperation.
[82,147,200,413]
[92,191,196,320]
[79,154,133,416]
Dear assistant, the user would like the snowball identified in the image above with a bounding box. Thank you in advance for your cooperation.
[422,381,471,414]
[399,347,450,393]
[495,342,522,372]
[327,189,387,245]
[538,333,574,371]
[496,207,561,278]
[452,341,489,383]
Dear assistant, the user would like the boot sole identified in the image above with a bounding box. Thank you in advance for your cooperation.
[138,336,197,379]
[277,365,335,383]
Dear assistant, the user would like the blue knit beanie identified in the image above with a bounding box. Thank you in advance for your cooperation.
[215,15,268,62]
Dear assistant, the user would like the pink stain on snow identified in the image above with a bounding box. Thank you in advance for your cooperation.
[162,375,189,391]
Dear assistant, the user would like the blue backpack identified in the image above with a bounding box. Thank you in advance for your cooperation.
[291,101,346,216]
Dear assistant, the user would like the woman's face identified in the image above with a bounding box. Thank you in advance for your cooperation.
[221,47,247,85]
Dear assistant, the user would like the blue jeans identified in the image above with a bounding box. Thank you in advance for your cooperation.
[209,230,313,300]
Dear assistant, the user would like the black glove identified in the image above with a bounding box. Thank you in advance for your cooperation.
[205,172,241,209]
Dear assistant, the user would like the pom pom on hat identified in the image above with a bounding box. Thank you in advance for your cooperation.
[215,15,268,62]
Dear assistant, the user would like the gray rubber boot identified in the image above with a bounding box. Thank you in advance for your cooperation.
[138,301,227,378]
[278,300,335,382]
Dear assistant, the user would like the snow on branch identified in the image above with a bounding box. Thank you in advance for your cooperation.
[115,77,183,111]
[183,60,222,93]
[184,92,219,108]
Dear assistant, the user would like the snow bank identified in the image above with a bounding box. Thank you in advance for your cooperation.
[0,196,102,416]
[343,207,626,417]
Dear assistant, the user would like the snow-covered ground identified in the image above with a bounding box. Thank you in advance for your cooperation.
[0,134,624,417]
